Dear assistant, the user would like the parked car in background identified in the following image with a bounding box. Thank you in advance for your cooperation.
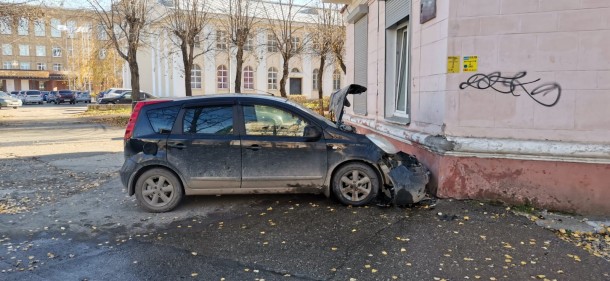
[0,91,22,109]
[119,85,429,212]
[41,91,50,102]
[98,91,155,104]
[75,92,92,103]
[18,91,26,103]
[97,88,130,102]
[53,90,76,104]
[10,91,19,98]
[24,90,43,104]
[47,91,58,103]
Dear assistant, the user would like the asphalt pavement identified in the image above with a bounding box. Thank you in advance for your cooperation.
[0,104,608,281]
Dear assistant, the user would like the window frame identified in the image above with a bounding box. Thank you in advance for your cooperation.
[20,62,30,70]
[191,64,202,89]
[267,32,278,52]
[52,46,62,57]
[37,63,46,70]
[216,65,228,89]
[216,30,227,50]
[239,103,315,139]
[34,19,45,36]
[19,44,29,56]
[179,103,237,136]
[2,44,12,56]
[35,45,45,57]
[384,20,411,123]
[18,17,28,36]
[53,63,62,71]
[50,19,61,38]
[267,67,278,90]
[332,69,341,91]
[243,66,254,90]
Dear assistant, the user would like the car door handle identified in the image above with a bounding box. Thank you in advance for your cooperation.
[167,142,186,149]
[245,144,261,151]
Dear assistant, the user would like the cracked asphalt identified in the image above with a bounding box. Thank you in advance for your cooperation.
[0,104,608,280]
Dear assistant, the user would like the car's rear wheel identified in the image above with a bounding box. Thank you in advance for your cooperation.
[135,168,183,212]
[332,163,379,206]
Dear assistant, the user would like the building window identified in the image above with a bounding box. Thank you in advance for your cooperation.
[99,49,107,59]
[3,62,12,69]
[244,35,254,51]
[394,25,409,115]
[2,44,12,56]
[36,45,45,57]
[18,18,28,35]
[38,81,45,90]
[312,69,319,90]
[52,46,62,57]
[194,35,201,48]
[191,64,202,89]
[37,63,46,70]
[216,30,227,50]
[267,32,278,52]
[243,66,254,90]
[291,68,300,73]
[97,24,107,40]
[34,19,45,36]
[51,19,61,38]
[53,63,62,71]
[20,62,30,70]
[0,17,11,34]
[217,65,228,89]
[290,36,300,52]
[332,69,341,91]
[19,45,29,56]
[267,67,277,90]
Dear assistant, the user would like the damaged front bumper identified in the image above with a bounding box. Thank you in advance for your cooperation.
[380,152,430,205]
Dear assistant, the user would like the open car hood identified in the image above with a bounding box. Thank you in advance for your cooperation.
[329,84,367,125]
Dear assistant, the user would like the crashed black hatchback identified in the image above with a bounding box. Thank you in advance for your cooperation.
[120,85,429,212]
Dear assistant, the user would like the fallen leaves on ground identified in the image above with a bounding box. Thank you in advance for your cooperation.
[557,228,610,261]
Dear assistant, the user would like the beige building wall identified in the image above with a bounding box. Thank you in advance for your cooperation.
[443,0,610,143]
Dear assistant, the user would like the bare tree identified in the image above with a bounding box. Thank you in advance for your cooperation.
[219,0,261,93]
[263,0,308,98]
[87,0,154,102]
[163,0,212,97]
[309,2,343,113]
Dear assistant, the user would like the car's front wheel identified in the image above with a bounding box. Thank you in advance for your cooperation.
[135,168,183,212]
[332,163,379,206]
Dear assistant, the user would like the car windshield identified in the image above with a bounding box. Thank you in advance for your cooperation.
[27,92,40,95]
[106,93,122,97]
[285,99,337,128]
[0,92,8,97]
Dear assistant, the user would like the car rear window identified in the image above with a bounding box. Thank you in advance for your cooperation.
[26,91,40,95]
[146,105,180,133]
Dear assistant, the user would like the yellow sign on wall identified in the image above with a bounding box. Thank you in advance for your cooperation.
[463,56,478,72]
[447,56,460,73]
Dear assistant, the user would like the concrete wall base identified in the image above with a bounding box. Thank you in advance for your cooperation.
[353,125,610,216]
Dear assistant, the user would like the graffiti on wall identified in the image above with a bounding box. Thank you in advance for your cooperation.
[459,71,561,107]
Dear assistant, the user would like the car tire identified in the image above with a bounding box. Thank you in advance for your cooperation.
[332,162,379,207]
[135,168,184,213]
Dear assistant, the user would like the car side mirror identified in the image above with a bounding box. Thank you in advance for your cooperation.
[303,125,322,140]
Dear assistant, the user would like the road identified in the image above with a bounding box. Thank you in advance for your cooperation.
[0,104,608,280]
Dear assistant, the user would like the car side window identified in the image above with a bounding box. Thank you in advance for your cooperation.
[124,93,131,99]
[242,104,309,137]
[183,105,234,135]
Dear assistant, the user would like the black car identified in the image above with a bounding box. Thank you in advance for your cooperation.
[98,91,155,104]
[53,90,76,104]
[119,84,429,212]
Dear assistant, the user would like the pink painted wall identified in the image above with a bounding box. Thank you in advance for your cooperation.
[445,0,610,143]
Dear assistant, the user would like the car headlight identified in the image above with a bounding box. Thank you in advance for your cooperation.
[366,134,399,154]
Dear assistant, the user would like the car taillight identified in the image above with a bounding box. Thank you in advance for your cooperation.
[124,99,170,141]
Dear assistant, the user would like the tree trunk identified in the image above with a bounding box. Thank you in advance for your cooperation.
[128,53,140,107]
[337,55,346,75]
[181,40,193,97]
[317,55,325,115]
[279,58,289,97]
[234,46,243,93]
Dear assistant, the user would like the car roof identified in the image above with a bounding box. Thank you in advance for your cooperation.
[165,94,285,103]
